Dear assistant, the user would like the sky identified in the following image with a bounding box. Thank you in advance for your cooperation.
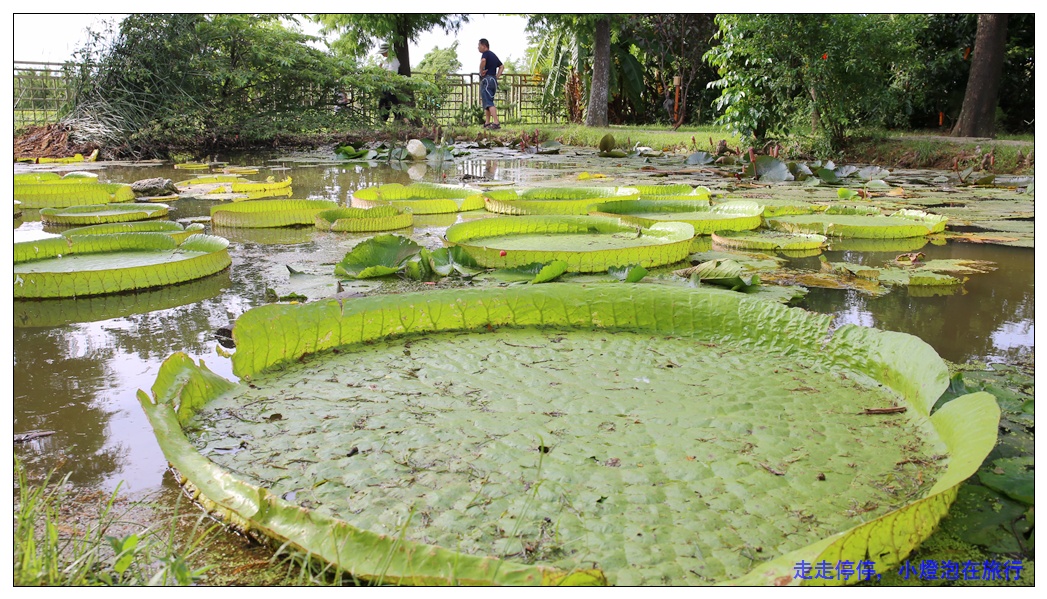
[12,13,532,73]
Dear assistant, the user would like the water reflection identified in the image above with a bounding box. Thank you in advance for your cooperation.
[797,243,1033,364]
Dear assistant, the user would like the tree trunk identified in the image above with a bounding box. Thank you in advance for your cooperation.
[810,87,820,133]
[585,17,610,127]
[953,14,1008,138]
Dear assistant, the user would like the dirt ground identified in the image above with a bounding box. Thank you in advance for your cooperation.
[14,124,99,160]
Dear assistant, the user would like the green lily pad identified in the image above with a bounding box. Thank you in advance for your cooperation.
[978,457,1034,505]
[62,221,205,244]
[766,210,947,238]
[591,200,762,235]
[483,187,638,216]
[40,203,170,226]
[712,231,826,252]
[445,215,694,272]
[14,181,136,209]
[352,183,484,214]
[333,234,422,279]
[137,284,999,586]
[13,233,231,299]
[314,206,413,232]
[210,199,336,228]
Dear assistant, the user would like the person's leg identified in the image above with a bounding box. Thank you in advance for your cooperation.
[481,76,495,127]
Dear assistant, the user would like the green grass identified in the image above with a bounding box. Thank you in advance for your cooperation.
[13,457,217,586]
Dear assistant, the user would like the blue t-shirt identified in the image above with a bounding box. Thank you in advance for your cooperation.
[481,50,502,79]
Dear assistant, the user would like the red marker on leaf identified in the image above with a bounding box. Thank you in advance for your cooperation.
[499,250,507,257]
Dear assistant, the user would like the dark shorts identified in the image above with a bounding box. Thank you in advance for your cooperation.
[481,76,497,108]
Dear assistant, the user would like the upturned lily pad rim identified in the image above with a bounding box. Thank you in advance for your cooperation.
[138,285,997,586]
[40,203,170,225]
[445,215,695,272]
[13,233,231,299]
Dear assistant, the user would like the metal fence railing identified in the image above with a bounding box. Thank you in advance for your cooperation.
[14,61,76,130]
[13,61,553,130]
[414,72,550,125]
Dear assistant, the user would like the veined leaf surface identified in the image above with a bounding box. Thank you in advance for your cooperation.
[137,285,998,586]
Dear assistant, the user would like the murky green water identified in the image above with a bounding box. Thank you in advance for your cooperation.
[11,151,1033,570]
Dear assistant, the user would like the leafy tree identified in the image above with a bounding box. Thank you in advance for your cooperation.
[952,14,1009,138]
[628,14,718,129]
[416,41,462,75]
[705,14,913,153]
[69,14,366,155]
[312,14,468,77]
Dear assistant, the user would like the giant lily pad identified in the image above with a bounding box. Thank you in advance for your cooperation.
[482,187,639,215]
[211,199,336,228]
[352,183,483,214]
[13,233,231,299]
[712,231,827,252]
[445,215,694,272]
[766,209,947,238]
[40,203,169,226]
[138,285,998,586]
[591,200,763,235]
[314,206,413,232]
[62,221,205,244]
[14,181,136,209]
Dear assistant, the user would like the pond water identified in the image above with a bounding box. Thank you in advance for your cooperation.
[10,149,1034,574]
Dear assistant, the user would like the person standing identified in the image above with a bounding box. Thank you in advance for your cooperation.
[378,42,401,123]
[477,38,503,129]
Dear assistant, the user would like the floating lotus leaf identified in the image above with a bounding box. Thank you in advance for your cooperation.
[62,221,205,244]
[40,203,169,225]
[827,258,995,288]
[13,233,231,299]
[712,231,827,251]
[766,209,947,238]
[174,162,211,170]
[591,200,762,235]
[334,234,422,279]
[14,181,136,209]
[482,187,639,215]
[445,215,694,272]
[314,206,413,232]
[352,183,483,214]
[211,199,336,228]
[137,285,998,586]
[14,269,230,328]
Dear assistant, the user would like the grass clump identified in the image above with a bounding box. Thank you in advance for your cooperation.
[13,457,215,586]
